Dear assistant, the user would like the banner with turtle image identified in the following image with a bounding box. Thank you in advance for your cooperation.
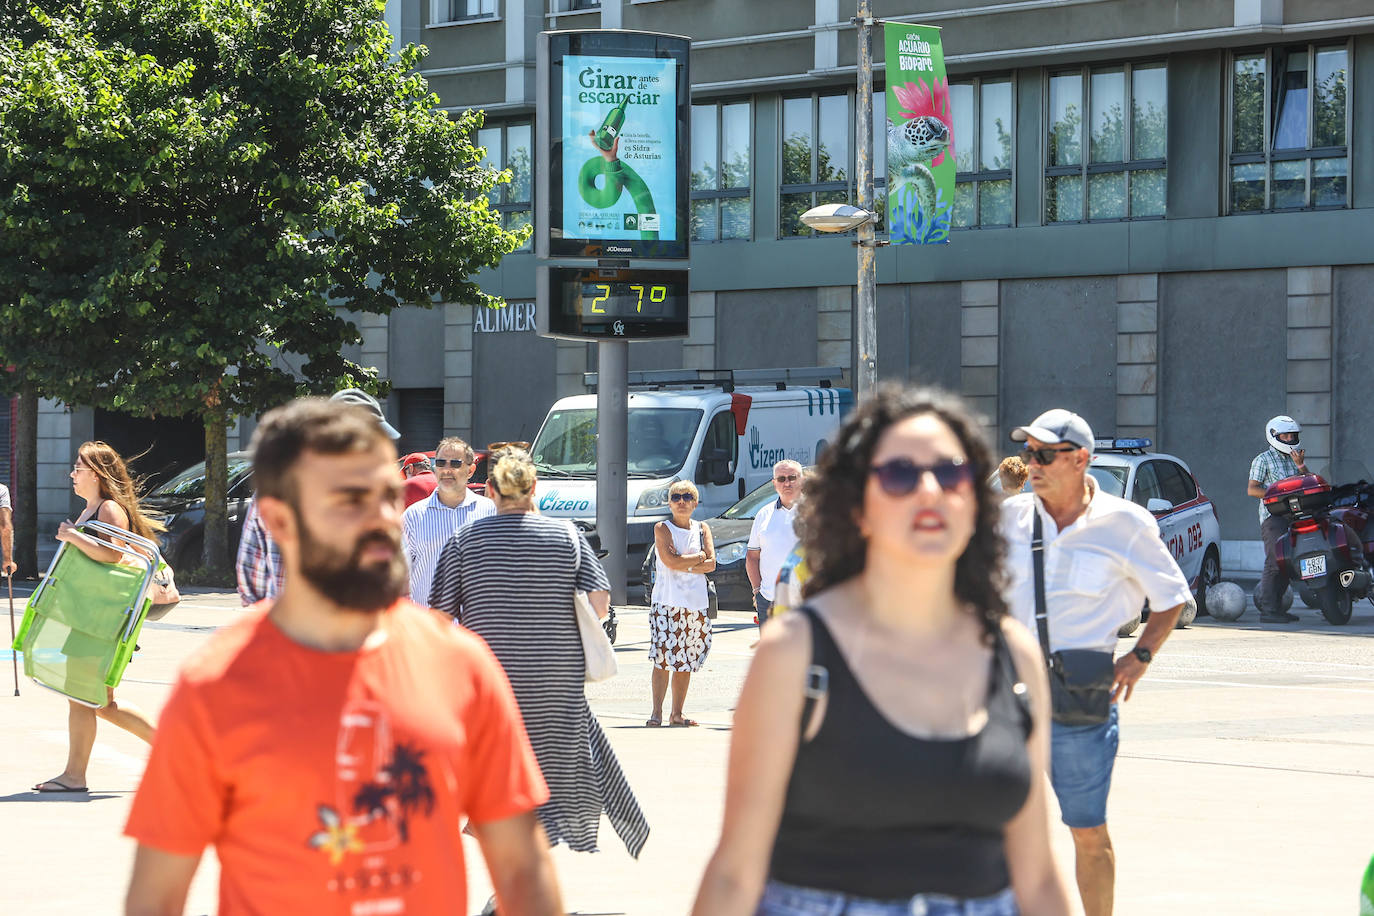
[884,23,954,245]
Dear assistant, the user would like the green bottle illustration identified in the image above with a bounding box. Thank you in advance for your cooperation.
[594,97,630,151]
[1361,854,1374,915]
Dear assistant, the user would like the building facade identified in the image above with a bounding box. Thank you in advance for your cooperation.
[10,0,1374,567]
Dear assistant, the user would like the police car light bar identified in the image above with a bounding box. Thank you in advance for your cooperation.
[1094,437,1153,451]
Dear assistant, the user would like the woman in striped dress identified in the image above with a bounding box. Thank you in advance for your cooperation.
[428,448,650,858]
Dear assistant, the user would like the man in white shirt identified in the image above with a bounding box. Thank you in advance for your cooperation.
[1001,409,1190,916]
[746,459,803,631]
[402,437,495,606]
[0,482,15,577]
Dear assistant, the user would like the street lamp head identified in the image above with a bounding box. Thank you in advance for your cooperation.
[799,202,876,232]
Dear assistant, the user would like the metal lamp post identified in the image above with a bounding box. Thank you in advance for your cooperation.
[801,0,878,399]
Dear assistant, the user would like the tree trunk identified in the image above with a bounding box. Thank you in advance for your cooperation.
[13,383,38,577]
[202,407,230,579]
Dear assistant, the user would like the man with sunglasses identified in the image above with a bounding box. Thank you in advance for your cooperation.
[1001,408,1190,916]
[746,460,804,632]
[402,437,495,607]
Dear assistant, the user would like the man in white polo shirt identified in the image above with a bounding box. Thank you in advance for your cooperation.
[746,459,803,631]
[402,437,495,606]
[1001,408,1190,916]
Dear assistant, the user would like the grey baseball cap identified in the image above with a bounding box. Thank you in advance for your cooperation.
[331,388,401,440]
[1010,408,1094,453]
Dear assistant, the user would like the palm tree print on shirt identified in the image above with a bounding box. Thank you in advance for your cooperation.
[351,742,436,843]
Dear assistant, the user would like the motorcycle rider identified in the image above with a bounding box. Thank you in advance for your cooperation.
[1247,416,1310,623]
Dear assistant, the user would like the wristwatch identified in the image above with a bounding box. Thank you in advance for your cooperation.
[1132,645,1153,664]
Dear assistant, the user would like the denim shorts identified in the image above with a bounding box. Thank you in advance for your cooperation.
[756,880,1019,916]
[1049,703,1119,828]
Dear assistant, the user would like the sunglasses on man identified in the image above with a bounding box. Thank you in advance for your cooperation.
[869,457,973,496]
[1020,444,1080,466]
[432,458,468,468]
[774,474,801,484]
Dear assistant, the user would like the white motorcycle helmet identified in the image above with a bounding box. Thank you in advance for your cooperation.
[1266,415,1301,455]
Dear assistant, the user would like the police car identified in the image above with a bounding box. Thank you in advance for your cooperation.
[999,437,1222,623]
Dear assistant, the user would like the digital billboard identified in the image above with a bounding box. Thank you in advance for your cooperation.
[538,31,691,260]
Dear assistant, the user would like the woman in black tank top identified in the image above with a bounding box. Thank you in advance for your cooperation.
[693,387,1071,916]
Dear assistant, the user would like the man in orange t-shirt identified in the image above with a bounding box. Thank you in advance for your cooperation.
[125,399,563,916]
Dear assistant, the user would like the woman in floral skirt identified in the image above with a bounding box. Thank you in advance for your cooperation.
[647,480,715,727]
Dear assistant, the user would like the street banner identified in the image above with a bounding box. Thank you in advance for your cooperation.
[561,54,678,245]
[884,23,954,244]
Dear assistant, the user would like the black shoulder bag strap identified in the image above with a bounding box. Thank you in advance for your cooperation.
[1031,510,1055,669]
[796,604,830,739]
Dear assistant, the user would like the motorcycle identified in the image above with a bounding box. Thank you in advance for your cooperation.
[1263,460,1374,625]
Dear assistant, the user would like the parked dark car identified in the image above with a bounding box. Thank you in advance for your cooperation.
[641,478,785,611]
[143,451,255,570]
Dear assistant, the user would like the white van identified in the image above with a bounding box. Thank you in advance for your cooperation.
[528,368,853,580]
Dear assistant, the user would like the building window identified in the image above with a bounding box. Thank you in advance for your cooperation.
[477,121,533,249]
[1045,62,1166,223]
[433,0,495,23]
[552,0,599,11]
[1229,44,1349,212]
[949,76,1013,228]
[690,101,752,241]
[780,93,851,237]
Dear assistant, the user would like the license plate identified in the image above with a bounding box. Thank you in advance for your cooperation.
[1299,555,1327,579]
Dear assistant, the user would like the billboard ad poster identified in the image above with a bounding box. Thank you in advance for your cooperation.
[561,54,678,243]
[884,23,954,245]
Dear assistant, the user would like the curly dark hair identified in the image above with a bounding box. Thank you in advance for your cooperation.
[798,384,1008,644]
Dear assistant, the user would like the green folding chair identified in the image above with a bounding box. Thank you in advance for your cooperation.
[10,521,159,707]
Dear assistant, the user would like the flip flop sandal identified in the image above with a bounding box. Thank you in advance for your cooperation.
[669,717,699,727]
[34,780,88,793]
[645,716,663,727]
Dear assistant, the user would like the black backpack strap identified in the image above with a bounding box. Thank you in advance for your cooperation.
[1031,510,1054,669]
[795,604,830,739]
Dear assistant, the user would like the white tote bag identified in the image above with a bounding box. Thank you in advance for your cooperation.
[567,522,618,682]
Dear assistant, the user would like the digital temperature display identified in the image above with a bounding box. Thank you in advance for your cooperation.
[575,279,682,319]
[538,266,689,340]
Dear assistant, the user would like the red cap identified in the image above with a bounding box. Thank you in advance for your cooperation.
[401,453,429,468]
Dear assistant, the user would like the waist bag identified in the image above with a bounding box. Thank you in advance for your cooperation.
[1032,512,1114,726]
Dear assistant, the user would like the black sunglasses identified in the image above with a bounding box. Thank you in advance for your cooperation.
[433,458,467,468]
[869,457,972,496]
[669,492,697,503]
[774,474,800,484]
[1020,444,1079,466]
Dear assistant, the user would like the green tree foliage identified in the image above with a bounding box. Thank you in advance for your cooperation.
[0,0,523,572]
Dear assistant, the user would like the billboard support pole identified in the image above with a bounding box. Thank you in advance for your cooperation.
[855,0,877,398]
[596,340,629,607]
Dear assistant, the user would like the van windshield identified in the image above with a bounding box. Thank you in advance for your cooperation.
[532,408,703,477]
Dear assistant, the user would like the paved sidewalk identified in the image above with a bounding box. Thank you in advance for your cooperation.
[2,591,1372,913]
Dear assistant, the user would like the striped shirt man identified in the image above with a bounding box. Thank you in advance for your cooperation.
[403,487,496,606]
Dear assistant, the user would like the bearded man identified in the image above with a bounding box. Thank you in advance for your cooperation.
[125,398,564,916]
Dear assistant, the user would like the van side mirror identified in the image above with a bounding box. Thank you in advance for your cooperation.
[697,448,735,486]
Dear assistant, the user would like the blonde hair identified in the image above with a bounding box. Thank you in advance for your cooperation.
[489,447,536,499]
[668,479,699,500]
[76,441,165,540]
[998,455,1029,491]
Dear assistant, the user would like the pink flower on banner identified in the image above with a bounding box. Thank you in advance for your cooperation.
[892,78,953,167]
